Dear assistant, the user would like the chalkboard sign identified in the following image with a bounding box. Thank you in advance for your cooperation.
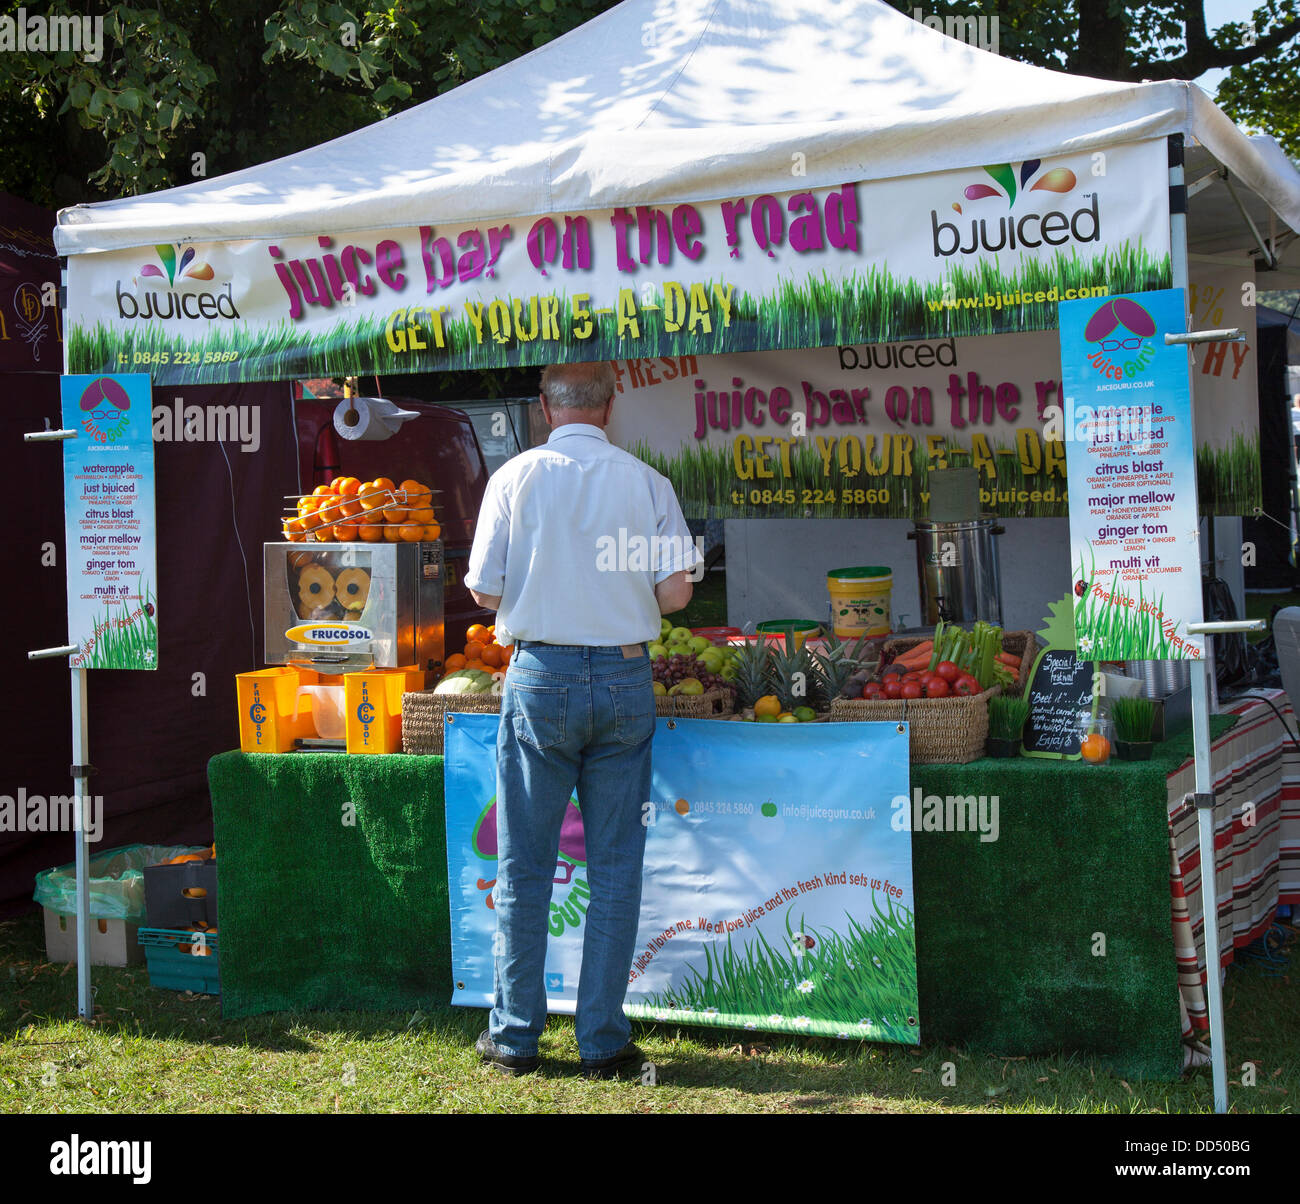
[1020,649,1096,759]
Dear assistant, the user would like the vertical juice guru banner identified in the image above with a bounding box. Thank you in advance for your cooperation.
[60,373,158,669]
[1059,289,1204,660]
[445,714,919,1043]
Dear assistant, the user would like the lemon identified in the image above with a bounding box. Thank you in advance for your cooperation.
[754,694,782,719]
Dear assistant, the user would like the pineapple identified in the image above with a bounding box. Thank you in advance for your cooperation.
[810,634,857,707]
[730,641,771,711]
[769,632,814,713]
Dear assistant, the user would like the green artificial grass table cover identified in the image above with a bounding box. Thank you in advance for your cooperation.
[208,715,1233,1078]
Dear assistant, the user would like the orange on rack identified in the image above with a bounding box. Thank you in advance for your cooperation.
[358,522,383,542]
[383,503,409,524]
[401,479,432,507]
[409,505,436,524]
[338,499,362,518]
[313,483,337,498]
[422,523,442,542]
[398,521,423,542]
[370,476,395,495]
[334,476,361,499]
[298,499,324,529]
[358,481,389,512]
[382,523,402,542]
[332,522,359,542]
[283,517,307,542]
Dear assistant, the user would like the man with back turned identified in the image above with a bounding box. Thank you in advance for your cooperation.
[465,360,700,1077]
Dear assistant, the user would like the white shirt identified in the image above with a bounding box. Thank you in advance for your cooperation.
[464,423,700,646]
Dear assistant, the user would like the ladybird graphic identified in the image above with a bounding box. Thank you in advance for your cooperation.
[1074,580,1086,598]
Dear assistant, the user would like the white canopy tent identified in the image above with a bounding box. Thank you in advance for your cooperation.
[44,0,1300,1114]
[54,0,1300,269]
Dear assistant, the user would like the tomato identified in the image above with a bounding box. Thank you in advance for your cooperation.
[863,682,884,699]
[952,675,980,697]
[883,679,903,699]
[935,660,960,682]
[900,682,923,699]
[924,677,950,698]
[902,671,924,684]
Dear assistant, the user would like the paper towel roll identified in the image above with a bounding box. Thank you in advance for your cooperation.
[333,397,420,442]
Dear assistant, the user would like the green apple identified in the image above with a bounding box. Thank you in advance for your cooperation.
[669,626,693,644]
[652,681,667,696]
[660,617,672,636]
[687,635,712,655]
[794,706,817,722]
[648,643,668,659]
[677,676,704,696]
[720,665,738,681]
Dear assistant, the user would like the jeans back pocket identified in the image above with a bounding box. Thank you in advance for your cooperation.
[508,683,568,750]
[608,680,655,746]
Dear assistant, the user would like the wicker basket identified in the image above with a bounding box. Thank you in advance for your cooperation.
[883,630,1038,697]
[402,690,501,756]
[828,685,1001,763]
[656,688,734,719]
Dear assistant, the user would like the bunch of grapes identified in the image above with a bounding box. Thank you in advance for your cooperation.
[651,653,734,697]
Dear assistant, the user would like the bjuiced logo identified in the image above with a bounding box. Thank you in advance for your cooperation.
[931,160,1098,257]
[116,243,240,321]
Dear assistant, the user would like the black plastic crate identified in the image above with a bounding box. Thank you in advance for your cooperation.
[143,861,218,930]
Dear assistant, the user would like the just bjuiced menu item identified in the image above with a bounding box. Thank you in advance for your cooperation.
[1058,289,1204,662]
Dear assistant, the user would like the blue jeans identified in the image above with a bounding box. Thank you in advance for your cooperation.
[489,641,655,1061]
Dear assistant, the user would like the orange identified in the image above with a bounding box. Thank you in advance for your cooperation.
[422,523,442,542]
[358,522,383,542]
[401,479,432,508]
[298,499,324,529]
[313,526,335,542]
[283,518,306,542]
[316,498,346,526]
[383,503,409,523]
[1080,733,1111,764]
[500,644,514,661]
[464,640,486,660]
[334,476,361,499]
[358,481,389,511]
[370,476,396,495]
[313,483,337,497]
[399,521,423,542]
[409,506,436,524]
[480,644,503,667]
[332,522,359,542]
[445,653,467,671]
[466,624,490,644]
[382,523,402,542]
[338,499,362,518]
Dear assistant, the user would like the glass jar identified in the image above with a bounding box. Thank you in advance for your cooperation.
[1077,711,1114,765]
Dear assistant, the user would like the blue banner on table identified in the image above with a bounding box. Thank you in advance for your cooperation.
[60,373,159,670]
[445,714,918,1043]
[1058,289,1204,661]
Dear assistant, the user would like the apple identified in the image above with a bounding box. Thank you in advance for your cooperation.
[677,676,704,695]
[668,626,693,644]
[687,635,712,655]
[648,643,668,659]
[660,618,672,636]
[652,681,667,696]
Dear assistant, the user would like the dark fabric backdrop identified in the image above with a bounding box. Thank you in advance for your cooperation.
[1,380,297,916]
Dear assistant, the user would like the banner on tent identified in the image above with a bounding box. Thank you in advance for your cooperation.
[444,713,919,1043]
[608,258,1259,520]
[1059,288,1205,660]
[67,141,1169,385]
[60,372,158,670]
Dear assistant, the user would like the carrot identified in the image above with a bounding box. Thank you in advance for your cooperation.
[893,641,934,669]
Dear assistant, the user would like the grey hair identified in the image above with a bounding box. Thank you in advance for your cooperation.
[540,362,616,411]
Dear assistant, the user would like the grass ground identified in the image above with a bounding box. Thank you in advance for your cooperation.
[1,911,1295,1114]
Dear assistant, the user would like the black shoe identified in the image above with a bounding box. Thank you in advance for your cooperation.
[580,1041,645,1080]
[476,1030,539,1076]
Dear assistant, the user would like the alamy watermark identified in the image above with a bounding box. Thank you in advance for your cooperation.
[910,9,999,54]
[153,398,261,452]
[1,789,102,842]
[0,9,104,63]
[891,788,999,842]
[595,530,706,581]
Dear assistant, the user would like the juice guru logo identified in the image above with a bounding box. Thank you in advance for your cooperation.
[1082,297,1156,380]
[931,160,1097,257]
[116,243,240,321]
[77,376,131,443]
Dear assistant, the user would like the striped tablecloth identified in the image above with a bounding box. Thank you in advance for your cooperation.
[1166,690,1300,1037]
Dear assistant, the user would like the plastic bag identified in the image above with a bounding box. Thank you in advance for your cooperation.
[33,843,208,921]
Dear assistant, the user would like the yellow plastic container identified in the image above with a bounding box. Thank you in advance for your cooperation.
[236,666,321,753]
[345,666,426,755]
[754,620,822,650]
[827,566,892,640]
